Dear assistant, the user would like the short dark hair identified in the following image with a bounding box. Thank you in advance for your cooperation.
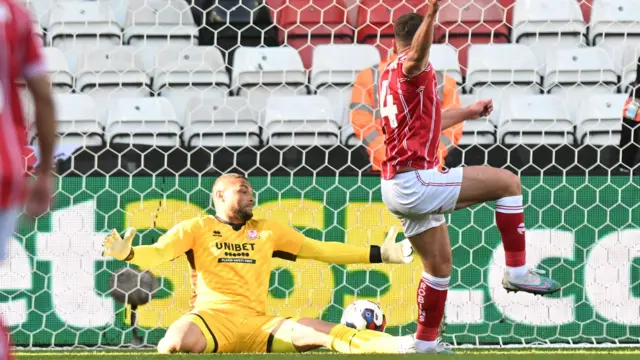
[394,13,424,45]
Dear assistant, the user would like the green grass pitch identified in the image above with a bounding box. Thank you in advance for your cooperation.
[13,348,640,360]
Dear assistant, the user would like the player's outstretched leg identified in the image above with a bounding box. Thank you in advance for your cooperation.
[273,318,415,354]
[0,315,13,360]
[455,166,561,296]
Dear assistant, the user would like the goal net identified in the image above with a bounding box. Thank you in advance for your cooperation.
[3,0,640,349]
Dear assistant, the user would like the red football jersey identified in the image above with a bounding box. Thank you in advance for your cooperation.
[0,0,46,209]
[378,53,442,180]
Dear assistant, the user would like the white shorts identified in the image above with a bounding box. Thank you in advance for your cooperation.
[381,168,464,237]
[0,208,20,262]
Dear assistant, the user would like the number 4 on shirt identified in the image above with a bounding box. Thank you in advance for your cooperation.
[379,80,398,129]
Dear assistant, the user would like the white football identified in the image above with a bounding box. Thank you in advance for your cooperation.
[340,300,387,332]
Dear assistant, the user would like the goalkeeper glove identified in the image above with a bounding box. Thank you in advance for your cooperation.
[380,226,414,264]
[102,228,136,261]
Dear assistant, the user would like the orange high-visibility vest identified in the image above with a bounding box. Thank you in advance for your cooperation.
[350,58,463,171]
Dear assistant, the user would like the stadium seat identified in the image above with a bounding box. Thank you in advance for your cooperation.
[621,46,640,89]
[435,0,510,75]
[466,44,542,107]
[21,0,53,29]
[310,44,381,126]
[430,44,463,84]
[232,46,308,121]
[543,47,618,116]
[273,0,354,69]
[183,96,261,147]
[43,48,74,93]
[75,47,151,121]
[498,0,516,23]
[577,93,628,146]
[153,46,230,118]
[459,94,497,145]
[53,94,103,147]
[340,122,358,147]
[199,0,277,69]
[498,95,575,145]
[124,0,199,70]
[355,0,428,59]
[107,97,180,146]
[264,95,339,146]
[47,1,122,73]
[512,0,588,67]
[590,0,640,50]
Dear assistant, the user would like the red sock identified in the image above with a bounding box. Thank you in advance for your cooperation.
[0,316,13,360]
[495,195,526,267]
[416,272,449,342]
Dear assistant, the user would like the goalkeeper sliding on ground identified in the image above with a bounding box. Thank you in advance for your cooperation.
[102,173,417,354]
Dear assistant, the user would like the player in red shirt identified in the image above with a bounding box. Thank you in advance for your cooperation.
[378,2,561,354]
[0,1,57,358]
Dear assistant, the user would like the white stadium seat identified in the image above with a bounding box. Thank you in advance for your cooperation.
[311,44,381,126]
[466,44,541,102]
[498,95,574,145]
[264,96,339,146]
[459,94,497,145]
[53,94,103,147]
[124,0,198,70]
[43,47,73,93]
[75,47,151,121]
[544,47,618,117]
[47,1,122,73]
[512,0,588,66]
[107,97,180,146]
[621,46,640,89]
[21,0,53,28]
[183,96,261,147]
[153,46,230,117]
[430,44,462,84]
[590,0,640,49]
[232,46,308,121]
[577,93,628,146]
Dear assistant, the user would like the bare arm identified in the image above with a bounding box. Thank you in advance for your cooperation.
[403,0,440,77]
[441,108,474,131]
[25,74,56,171]
[441,99,494,131]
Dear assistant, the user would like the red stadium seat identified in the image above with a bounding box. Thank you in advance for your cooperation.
[435,0,510,75]
[355,0,428,60]
[272,0,354,69]
[578,0,593,24]
[497,0,516,24]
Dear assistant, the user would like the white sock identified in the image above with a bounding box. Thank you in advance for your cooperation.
[507,264,528,278]
[416,339,438,352]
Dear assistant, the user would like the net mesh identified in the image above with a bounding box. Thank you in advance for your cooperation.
[3,0,640,350]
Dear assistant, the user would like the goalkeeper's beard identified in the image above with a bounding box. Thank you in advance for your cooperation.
[236,208,253,222]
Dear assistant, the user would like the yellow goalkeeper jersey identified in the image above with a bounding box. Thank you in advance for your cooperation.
[128,215,306,315]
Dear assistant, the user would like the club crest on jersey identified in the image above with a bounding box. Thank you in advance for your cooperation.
[247,230,259,240]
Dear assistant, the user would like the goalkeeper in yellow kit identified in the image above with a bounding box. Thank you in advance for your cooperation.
[102,173,417,354]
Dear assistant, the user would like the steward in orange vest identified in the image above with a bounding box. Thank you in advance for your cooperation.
[350,57,463,172]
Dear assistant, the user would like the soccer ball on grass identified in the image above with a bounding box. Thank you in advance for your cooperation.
[340,300,386,332]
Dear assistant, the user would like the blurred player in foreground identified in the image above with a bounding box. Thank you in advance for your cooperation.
[0,1,57,359]
[102,173,418,354]
[377,2,562,354]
